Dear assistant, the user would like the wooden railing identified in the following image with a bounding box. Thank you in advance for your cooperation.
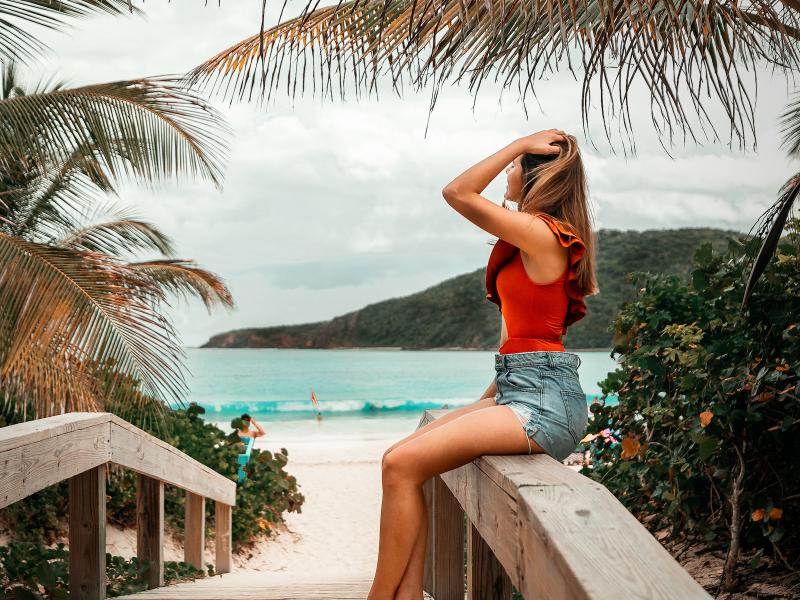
[0,412,236,600]
[419,409,712,600]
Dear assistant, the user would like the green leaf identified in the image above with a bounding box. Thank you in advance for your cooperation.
[694,243,714,268]
[692,270,710,291]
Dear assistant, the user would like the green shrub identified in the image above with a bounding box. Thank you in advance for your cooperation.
[583,235,800,590]
[0,541,204,598]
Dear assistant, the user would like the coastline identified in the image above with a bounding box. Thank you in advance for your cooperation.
[192,345,614,352]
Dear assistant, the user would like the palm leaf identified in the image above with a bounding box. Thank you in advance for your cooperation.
[0,0,137,64]
[0,232,188,417]
[1,60,69,99]
[128,259,234,311]
[741,175,800,308]
[0,76,230,189]
[55,214,175,257]
[189,0,800,148]
[780,92,800,158]
[740,94,800,306]
[2,142,117,240]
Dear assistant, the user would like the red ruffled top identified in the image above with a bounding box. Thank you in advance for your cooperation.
[485,213,588,354]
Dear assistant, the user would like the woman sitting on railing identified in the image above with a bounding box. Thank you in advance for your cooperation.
[368,130,599,600]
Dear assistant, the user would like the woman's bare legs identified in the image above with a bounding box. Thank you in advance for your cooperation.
[367,404,547,599]
[393,502,428,600]
[382,397,497,458]
[380,397,495,599]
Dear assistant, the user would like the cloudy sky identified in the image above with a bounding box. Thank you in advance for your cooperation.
[28,2,795,346]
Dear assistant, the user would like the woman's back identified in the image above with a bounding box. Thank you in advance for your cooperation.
[486,213,588,353]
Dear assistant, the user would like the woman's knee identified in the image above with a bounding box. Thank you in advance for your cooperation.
[381,446,420,486]
[381,439,403,466]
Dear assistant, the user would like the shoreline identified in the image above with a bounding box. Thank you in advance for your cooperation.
[192,345,614,352]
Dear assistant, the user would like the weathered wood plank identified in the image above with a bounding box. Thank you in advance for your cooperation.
[0,422,110,509]
[467,522,512,600]
[431,475,464,600]
[517,484,710,600]
[69,465,106,600]
[184,491,206,570]
[110,420,235,505]
[137,474,165,589]
[114,576,374,599]
[0,413,234,508]
[440,462,519,588]
[0,412,110,452]
[215,502,232,575]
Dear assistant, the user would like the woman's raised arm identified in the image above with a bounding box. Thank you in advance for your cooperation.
[441,132,565,256]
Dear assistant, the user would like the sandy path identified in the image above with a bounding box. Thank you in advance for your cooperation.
[234,438,388,582]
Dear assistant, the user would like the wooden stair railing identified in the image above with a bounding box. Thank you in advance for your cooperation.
[419,409,712,600]
[0,412,237,600]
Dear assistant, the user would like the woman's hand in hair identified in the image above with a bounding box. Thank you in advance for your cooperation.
[517,129,566,155]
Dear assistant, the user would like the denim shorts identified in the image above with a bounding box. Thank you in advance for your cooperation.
[494,351,588,461]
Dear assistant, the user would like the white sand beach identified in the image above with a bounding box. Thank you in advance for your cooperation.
[234,435,389,582]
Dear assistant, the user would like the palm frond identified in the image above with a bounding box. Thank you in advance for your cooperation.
[128,259,235,312]
[55,214,175,257]
[741,175,800,308]
[1,60,69,100]
[0,337,101,418]
[0,0,137,64]
[780,93,800,158]
[0,76,230,189]
[2,142,117,240]
[0,232,188,417]
[189,0,800,149]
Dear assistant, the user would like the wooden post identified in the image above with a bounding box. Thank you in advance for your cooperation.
[69,465,106,600]
[137,474,164,589]
[184,491,206,570]
[215,502,232,574]
[422,477,434,595]
[467,522,512,599]
[432,475,464,600]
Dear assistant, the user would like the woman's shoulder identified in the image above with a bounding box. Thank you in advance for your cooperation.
[532,213,585,248]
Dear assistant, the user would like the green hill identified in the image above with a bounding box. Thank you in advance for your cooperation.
[203,228,739,350]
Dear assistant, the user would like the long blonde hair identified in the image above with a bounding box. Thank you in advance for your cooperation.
[518,135,599,297]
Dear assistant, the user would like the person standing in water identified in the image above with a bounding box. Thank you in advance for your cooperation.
[368,130,599,599]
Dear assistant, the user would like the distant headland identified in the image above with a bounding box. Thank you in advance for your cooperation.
[203,227,738,350]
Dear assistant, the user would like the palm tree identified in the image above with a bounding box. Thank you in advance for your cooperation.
[187,0,800,302]
[0,33,233,419]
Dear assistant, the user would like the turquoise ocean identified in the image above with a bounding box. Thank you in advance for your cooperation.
[185,349,618,445]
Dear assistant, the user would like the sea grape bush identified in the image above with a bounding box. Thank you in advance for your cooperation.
[0,404,304,552]
[0,541,203,598]
[583,235,800,590]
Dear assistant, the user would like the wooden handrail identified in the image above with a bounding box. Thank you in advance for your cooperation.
[419,409,712,600]
[0,412,237,599]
